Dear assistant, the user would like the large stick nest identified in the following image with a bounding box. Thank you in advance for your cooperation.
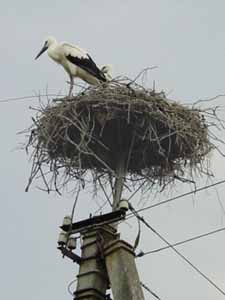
[26,79,214,193]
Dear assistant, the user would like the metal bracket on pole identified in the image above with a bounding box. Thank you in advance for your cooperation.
[61,209,126,234]
[57,246,82,264]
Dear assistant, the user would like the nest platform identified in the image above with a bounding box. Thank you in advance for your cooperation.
[26,81,213,192]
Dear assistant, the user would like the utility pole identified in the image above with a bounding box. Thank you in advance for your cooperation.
[58,131,145,299]
[59,201,145,300]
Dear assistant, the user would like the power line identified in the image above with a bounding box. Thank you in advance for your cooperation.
[67,278,77,296]
[0,94,65,103]
[126,179,225,219]
[137,226,225,257]
[129,204,225,297]
[127,180,147,201]
[140,281,162,300]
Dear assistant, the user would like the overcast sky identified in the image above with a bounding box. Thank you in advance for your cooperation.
[1,1,225,299]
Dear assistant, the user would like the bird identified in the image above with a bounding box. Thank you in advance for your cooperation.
[35,36,111,97]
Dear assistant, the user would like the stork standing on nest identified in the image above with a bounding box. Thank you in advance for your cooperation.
[35,36,112,97]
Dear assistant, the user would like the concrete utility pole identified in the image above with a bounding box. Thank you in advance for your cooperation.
[70,222,145,300]
[66,169,145,300]
[74,225,116,300]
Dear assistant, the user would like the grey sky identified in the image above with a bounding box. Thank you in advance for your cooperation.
[1,1,225,299]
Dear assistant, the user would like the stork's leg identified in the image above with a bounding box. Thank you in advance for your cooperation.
[68,75,74,98]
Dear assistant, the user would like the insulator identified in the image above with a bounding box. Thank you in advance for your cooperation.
[67,237,77,250]
[62,215,72,226]
[57,230,68,246]
[119,199,129,212]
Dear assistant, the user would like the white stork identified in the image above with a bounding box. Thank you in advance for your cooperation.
[35,36,111,97]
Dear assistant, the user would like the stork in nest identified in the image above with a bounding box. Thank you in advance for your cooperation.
[35,36,112,97]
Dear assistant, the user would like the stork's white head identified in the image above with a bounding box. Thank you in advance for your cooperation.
[35,36,57,60]
[45,36,57,47]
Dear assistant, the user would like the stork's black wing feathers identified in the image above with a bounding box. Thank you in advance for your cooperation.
[66,54,107,82]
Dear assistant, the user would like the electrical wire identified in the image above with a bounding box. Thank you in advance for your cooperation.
[67,279,77,296]
[0,94,66,103]
[126,179,225,220]
[140,281,162,300]
[93,199,109,215]
[137,226,225,257]
[127,180,147,201]
[97,177,112,207]
[129,204,225,297]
